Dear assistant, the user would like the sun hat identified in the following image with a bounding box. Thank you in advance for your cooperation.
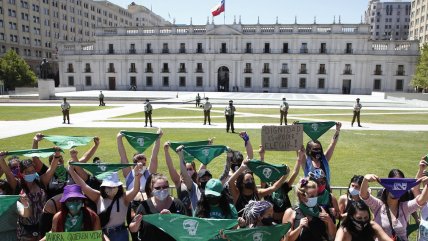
[204,178,223,197]
[100,172,123,187]
[60,184,86,203]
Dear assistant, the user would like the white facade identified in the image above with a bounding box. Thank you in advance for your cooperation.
[409,0,428,45]
[365,0,411,40]
[58,23,419,94]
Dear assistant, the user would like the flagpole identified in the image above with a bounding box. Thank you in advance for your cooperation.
[223,1,226,25]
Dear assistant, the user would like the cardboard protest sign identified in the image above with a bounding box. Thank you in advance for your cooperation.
[261,125,303,151]
[46,230,102,241]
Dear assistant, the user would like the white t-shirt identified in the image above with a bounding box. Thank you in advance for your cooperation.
[419,205,428,241]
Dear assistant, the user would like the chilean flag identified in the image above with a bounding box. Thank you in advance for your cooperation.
[211,0,225,17]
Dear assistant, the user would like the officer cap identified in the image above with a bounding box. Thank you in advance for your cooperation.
[356,98,360,100]
[229,100,233,103]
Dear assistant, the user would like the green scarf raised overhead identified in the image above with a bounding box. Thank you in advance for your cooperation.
[143,213,237,241]
[298,203,320,218]
[183,145,227,165]
[0,195,20,217]
[247,160,289,182]
[223,223,291,241]
[296,121,336,141]
[170,140,210,163]
[121,131,160,153]
[70,163,134,179]
[8,148,64,158]
[44,135,94,149]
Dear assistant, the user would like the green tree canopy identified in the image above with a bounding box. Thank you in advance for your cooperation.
[411,44,428,91]
[0,50,36,90]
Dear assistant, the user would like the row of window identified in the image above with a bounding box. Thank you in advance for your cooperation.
[68,75,406,91]
[109,42,355,55]
[68,63,406,76]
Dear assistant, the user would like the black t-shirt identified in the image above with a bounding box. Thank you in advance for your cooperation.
[265,182,292,213]
[294,207,329,241]
[134,198,186,241]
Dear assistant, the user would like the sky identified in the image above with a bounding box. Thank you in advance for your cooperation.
[108,0,370,25]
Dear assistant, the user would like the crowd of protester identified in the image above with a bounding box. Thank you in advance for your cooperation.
[0,124,427,241]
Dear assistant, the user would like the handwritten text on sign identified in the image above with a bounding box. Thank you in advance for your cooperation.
[261,125,303,151]
[46,230,102,241]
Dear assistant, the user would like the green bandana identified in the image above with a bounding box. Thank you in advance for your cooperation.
[121,131,160,153]
[317,190,330,206]
[69,163,134,179]
[143,213,237,241]
[44,135,94,149]
[0,195,20,217]
[298,203,320,218]
[246,160,289,182]
[65,212,83,232]
[297,121,336,141]
[170,140,210,163]
[8,148,64,158]
[183,145,227,165]
[223,223,291,241]
[55,164,67,182]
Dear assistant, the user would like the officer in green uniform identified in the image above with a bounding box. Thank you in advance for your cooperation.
[196,93,201,107]
[144,99,153,127]
[351,98,362,127]
[203,97,212,125]
[224,100,236,133]
[280,97,289,125]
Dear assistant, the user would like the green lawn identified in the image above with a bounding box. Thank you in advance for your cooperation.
[110,107,202,119]
[0,127,425,187]
[302,113,428,124]
[0,106,113,121]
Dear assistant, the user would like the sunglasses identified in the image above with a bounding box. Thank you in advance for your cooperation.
[153,186,169,190]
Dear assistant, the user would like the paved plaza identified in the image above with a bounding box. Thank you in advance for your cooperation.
[0,91,428,139]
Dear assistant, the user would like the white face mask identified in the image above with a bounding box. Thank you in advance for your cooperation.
[349,187,360,196]
[153,189,169,201]
[305,197,318,208]
[139,166,147,174]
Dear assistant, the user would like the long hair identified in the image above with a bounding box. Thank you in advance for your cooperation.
[381,169,405,204]
[56,202,95,231]
[0,179,13,195]
[236,170,259,198]
[305,140,324,158]
[188,162,198,183]
[346,175,364,199]
[195,189,232,218]
[341,200,375,238]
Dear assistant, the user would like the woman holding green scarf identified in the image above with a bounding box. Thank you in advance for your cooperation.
[283,178,336,241]
[40,184,103,241]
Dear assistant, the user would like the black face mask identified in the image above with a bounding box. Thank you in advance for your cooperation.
[244,181,255,189]
[200,181,207,190]
[261,217,274,226]
[311,149,323,160]
[351,217,369,231]
[229,103,233,106]
[207,196,221,205]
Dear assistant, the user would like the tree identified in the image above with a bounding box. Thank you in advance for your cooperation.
[411,43,428,92]
[0,50,37,90]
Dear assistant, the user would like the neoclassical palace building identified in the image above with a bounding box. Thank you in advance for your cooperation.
[58,22,419,94]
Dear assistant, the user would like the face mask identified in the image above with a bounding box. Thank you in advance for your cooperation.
[244,181,255,189]
[349,187,360,196]
[351,217,369,231]
[311,150,323,160]
[66,201,83,215]
[24,173,39,183]
[200,181,207,190]
[105,187,119,198]
[11,167,20,177]
[305,196,318,208]
[207,196,221,206]
[139,166,147,174]
[318,184,326,194]
[55,164,67,182]
[261,217,274,226]
[187,170,195,177]
[229,103,233,106]
[153,189,169,201]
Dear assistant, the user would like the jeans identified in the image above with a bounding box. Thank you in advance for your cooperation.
[106,226,129,241]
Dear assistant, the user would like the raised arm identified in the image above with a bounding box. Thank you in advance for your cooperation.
[148,128,163,174]
[177,146,193,190]
[413,156,427,196]
[117,131,132,178]
[219,149,232,185]
[31,133,45,172]
[125,164,143,204]
[287,146,304,186]
[416,176,428,206]
[164,142,181,187]
[239,132,253,160]
[324,122,341,162]
[69,149,89,182]
[78,137,100,163]
[68,165,100,203]
[360,174,379,200]
[0,152,18,192]
[40,147,62,187]
[258,171,289,197]
[227,160,248,204]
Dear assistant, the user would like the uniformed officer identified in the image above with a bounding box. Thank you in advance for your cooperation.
[196,93,201,107]
[144,99,153,127]
[61,98,71,124]
[224,100,236,133]
[203,97,212,125]
[351,98,362,127]
[280,97,289,125]
[98,91,105,106]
